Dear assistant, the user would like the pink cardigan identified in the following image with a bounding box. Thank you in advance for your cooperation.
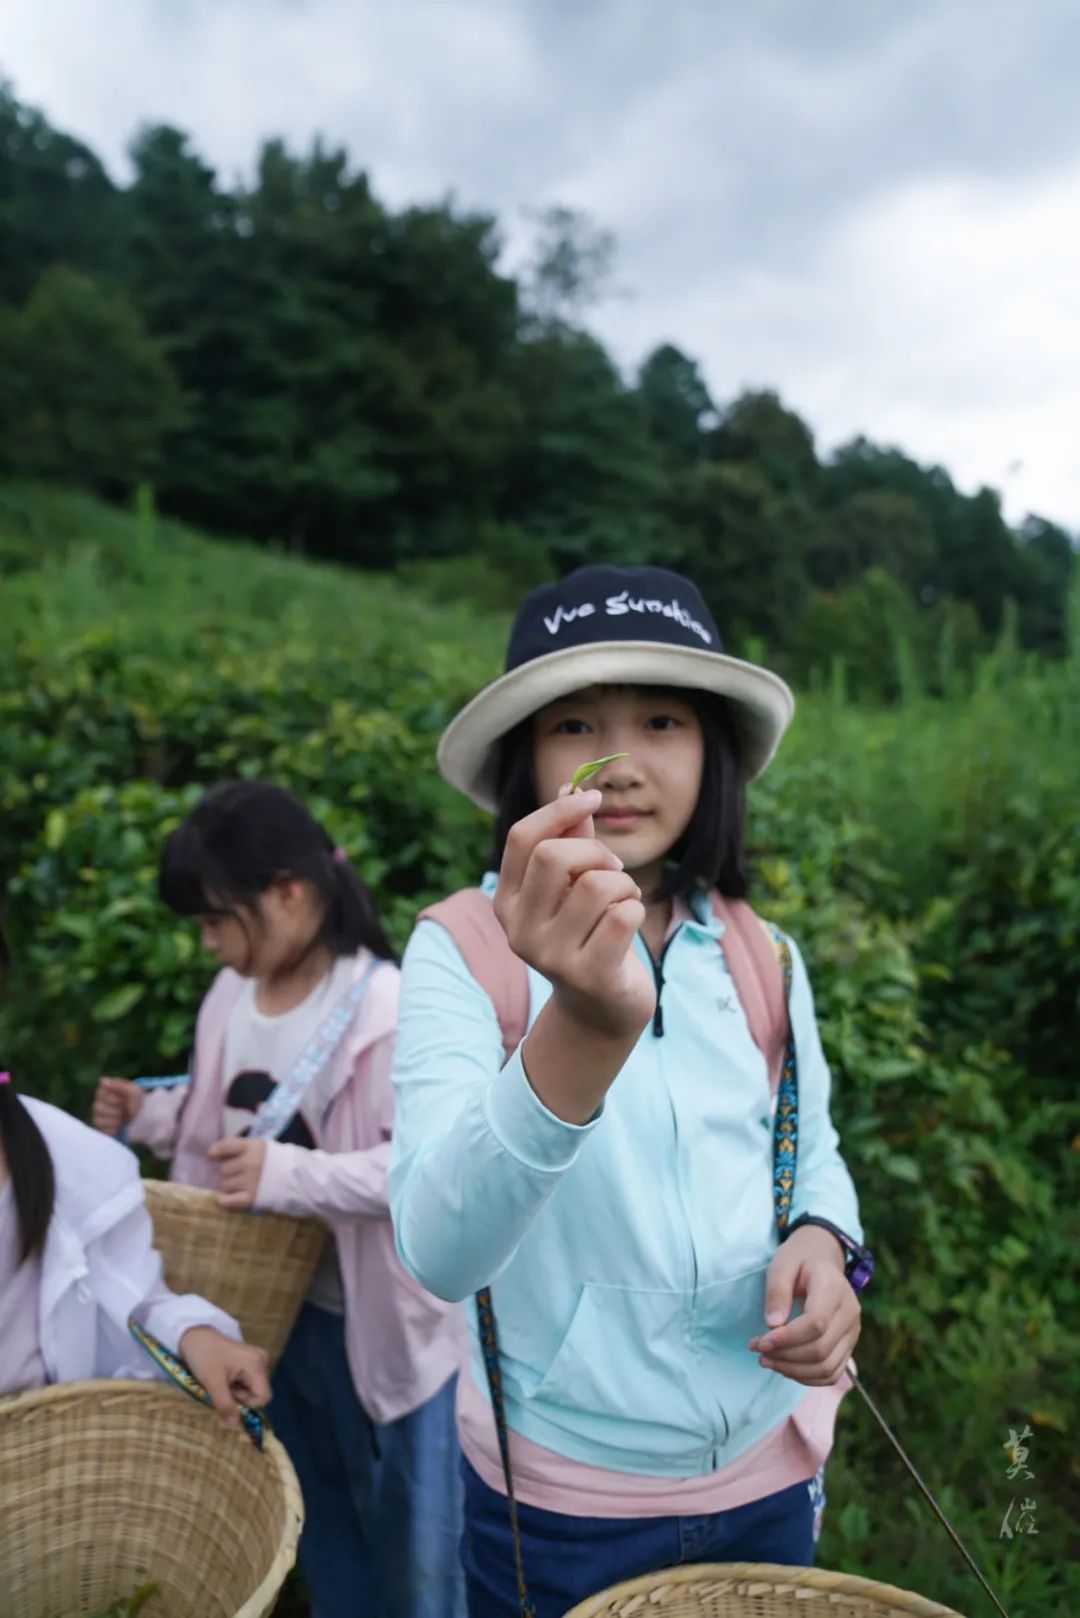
[131,954,464,1424]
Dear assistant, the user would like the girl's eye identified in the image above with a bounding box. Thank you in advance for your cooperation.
[551,718,592,736]
[645,714,682,731]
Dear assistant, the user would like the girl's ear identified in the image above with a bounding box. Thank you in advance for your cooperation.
[273,875,306,910]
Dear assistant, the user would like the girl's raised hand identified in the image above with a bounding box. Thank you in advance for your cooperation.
[493,787,655,1042]
[92,1077,143,1136]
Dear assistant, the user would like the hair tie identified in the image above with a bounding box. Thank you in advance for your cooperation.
[0,1072,11,1086]
[331,847,348,866]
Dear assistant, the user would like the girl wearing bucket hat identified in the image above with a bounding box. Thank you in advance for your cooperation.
[389,565,871,1617]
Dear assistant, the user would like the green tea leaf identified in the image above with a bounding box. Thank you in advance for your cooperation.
[92,983,146,1022]
[569,753,628,792]
[81,1583,158,1618]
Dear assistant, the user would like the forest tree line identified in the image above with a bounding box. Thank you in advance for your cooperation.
[0,79,1074,694]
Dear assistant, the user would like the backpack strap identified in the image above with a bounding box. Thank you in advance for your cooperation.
[418,889,530,1062]
[710,893,798,1230]
[710,894,789,1098]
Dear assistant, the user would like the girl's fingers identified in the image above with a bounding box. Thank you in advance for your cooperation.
[556,868,643,954]
[758,1323,848,1368]
[513,836,625,931]
[216,1190,253,1211]
[576,896,649,982]
[232,1354,271,1407]
[760,1342,855,1384]
[206,1137,246,1162]
[755,1296,850,1354]
[498,792,603,893]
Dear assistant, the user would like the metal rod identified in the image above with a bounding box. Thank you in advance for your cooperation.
[846,1363,1012,1618]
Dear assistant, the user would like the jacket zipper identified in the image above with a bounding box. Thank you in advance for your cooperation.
[649,925,700,1310]
[649,927,681,1039]
[650,923,726,1461]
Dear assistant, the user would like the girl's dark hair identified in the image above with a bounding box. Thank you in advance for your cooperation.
[490,687,750,903]
[0,922,56,1262]
[159,781,397,963]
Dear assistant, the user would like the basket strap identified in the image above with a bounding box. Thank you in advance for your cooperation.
[475,1287,535,1618]
[127,1319,265,1449]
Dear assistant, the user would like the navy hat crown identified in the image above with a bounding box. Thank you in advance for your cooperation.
[505,565,722,673]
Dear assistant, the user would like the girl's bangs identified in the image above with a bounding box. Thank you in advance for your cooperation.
[158,821,237,918]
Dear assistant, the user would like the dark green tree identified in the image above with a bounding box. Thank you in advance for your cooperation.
[637,343,715,462]
[0,265,186,489]
[1015,516,1076,657]
[521,205,618,327]
[810,487,936,595]
[505,327,669,569]
[0,82,120,302]
[666,458,813,651]
[712,390,819,497]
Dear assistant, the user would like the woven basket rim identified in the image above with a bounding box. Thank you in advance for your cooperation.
[142,1178,323,1230]
[562,1560,967,1617]
[0,1379,304,1618]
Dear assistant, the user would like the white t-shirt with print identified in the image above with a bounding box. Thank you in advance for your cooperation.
[222,952,361,1315]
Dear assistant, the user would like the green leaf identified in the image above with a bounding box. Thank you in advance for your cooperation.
[570,753,628,791]
[93,983,145,1023]
[885,1154,922,1183]
[44,808,68,849]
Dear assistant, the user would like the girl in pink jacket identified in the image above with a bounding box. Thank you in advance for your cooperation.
[93,780,465,1618]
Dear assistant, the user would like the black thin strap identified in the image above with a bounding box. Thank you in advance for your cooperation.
[475,1286,535,1617]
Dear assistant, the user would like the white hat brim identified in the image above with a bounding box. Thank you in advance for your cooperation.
[437,641,795,812]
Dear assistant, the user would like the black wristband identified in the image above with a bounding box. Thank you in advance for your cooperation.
[783,1214,874,1296]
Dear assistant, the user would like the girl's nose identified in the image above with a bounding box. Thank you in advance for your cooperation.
[596,751,643,789]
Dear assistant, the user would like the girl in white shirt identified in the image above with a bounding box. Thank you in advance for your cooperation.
[0,1070,270,1415]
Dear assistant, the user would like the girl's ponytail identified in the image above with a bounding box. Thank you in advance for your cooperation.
[325,847,398,964]
[0,1078,55,1262]
[0,927,55,1262]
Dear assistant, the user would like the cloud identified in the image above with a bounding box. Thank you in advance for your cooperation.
[3,0,1078,526]
[590,158,1080,526]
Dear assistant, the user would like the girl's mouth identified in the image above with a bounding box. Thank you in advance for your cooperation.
[596,809,650,831]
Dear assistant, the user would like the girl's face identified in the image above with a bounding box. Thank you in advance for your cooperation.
[532,685,705,888]
[197,880,325,979]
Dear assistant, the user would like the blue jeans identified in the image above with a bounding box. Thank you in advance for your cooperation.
[269,1303,467,1618]
[461,1460,822,1618]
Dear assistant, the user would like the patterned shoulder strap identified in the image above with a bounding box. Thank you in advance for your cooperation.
[246,957,380,1141]
[767,925,799,1234]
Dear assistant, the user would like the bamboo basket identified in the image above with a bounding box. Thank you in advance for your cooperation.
[563,1564,968,1617]
[143,1180,326,1368]
[0,1380,303,1618]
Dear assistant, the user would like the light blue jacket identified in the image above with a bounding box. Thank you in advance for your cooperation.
[389,876,862,1477]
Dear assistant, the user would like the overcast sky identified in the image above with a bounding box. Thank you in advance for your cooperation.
[5,0,1078,531]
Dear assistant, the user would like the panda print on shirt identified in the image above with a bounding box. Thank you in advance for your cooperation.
[222,1069,316,1150]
